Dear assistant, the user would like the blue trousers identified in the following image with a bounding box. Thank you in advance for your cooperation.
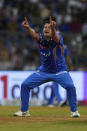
[21,71,77,112]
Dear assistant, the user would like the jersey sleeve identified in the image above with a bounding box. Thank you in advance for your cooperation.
[56,32,63,46]
[58,33,63,46]
[64,45,69,56]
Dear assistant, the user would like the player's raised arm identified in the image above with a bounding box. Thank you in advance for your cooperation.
[50,16,60,43]
[22,17,40,41]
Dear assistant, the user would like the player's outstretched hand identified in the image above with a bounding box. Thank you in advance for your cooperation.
[49,16,56,29]
[22,17,30,29]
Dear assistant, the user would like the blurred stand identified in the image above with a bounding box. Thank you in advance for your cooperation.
[0,0,87,71]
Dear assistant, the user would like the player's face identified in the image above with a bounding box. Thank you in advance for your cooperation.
[43,23,52,38]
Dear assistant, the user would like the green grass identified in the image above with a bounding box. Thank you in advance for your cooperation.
[0,106,87,131]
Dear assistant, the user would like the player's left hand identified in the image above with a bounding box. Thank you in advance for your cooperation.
[49,16,56,29]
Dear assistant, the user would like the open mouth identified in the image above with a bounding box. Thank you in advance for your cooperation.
[45,31,49,34]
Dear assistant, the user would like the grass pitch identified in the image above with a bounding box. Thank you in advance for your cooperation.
[0,106,87,131]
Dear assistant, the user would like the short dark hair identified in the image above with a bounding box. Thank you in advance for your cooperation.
[43,16,56,24]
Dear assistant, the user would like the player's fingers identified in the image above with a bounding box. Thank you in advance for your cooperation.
[50,16,52,24]
[51,21,54,26]
[22,21,24,26]
[22,21,26,26]
[24,17,28,23]
[53,21,56,27]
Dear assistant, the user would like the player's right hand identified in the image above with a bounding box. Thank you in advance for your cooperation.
[22,17,30,29]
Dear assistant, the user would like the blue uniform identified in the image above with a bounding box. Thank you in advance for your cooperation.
[21,33,77,112]
[48,45,70,105]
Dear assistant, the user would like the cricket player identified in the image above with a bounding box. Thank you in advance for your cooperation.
[14,16,80,117]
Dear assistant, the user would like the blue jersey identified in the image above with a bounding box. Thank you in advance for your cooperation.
[38,33,67,73]
[64,45,69,57]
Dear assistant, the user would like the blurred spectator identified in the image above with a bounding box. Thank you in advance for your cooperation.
[10,44,24,70]
[8,18,18,31]
[0,43,9,62]
[70,16,82,32]
[82,22,87,41]
[58,14,71,33]
[0,37,9,62]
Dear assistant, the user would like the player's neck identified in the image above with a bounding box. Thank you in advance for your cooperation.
[45,36,51,41]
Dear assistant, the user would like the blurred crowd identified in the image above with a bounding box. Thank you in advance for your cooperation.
[0,0,87,70]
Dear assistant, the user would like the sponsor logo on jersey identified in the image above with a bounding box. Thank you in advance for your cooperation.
[40,51,51,57]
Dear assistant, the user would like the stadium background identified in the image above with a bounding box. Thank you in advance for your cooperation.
[0,0,87,105]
